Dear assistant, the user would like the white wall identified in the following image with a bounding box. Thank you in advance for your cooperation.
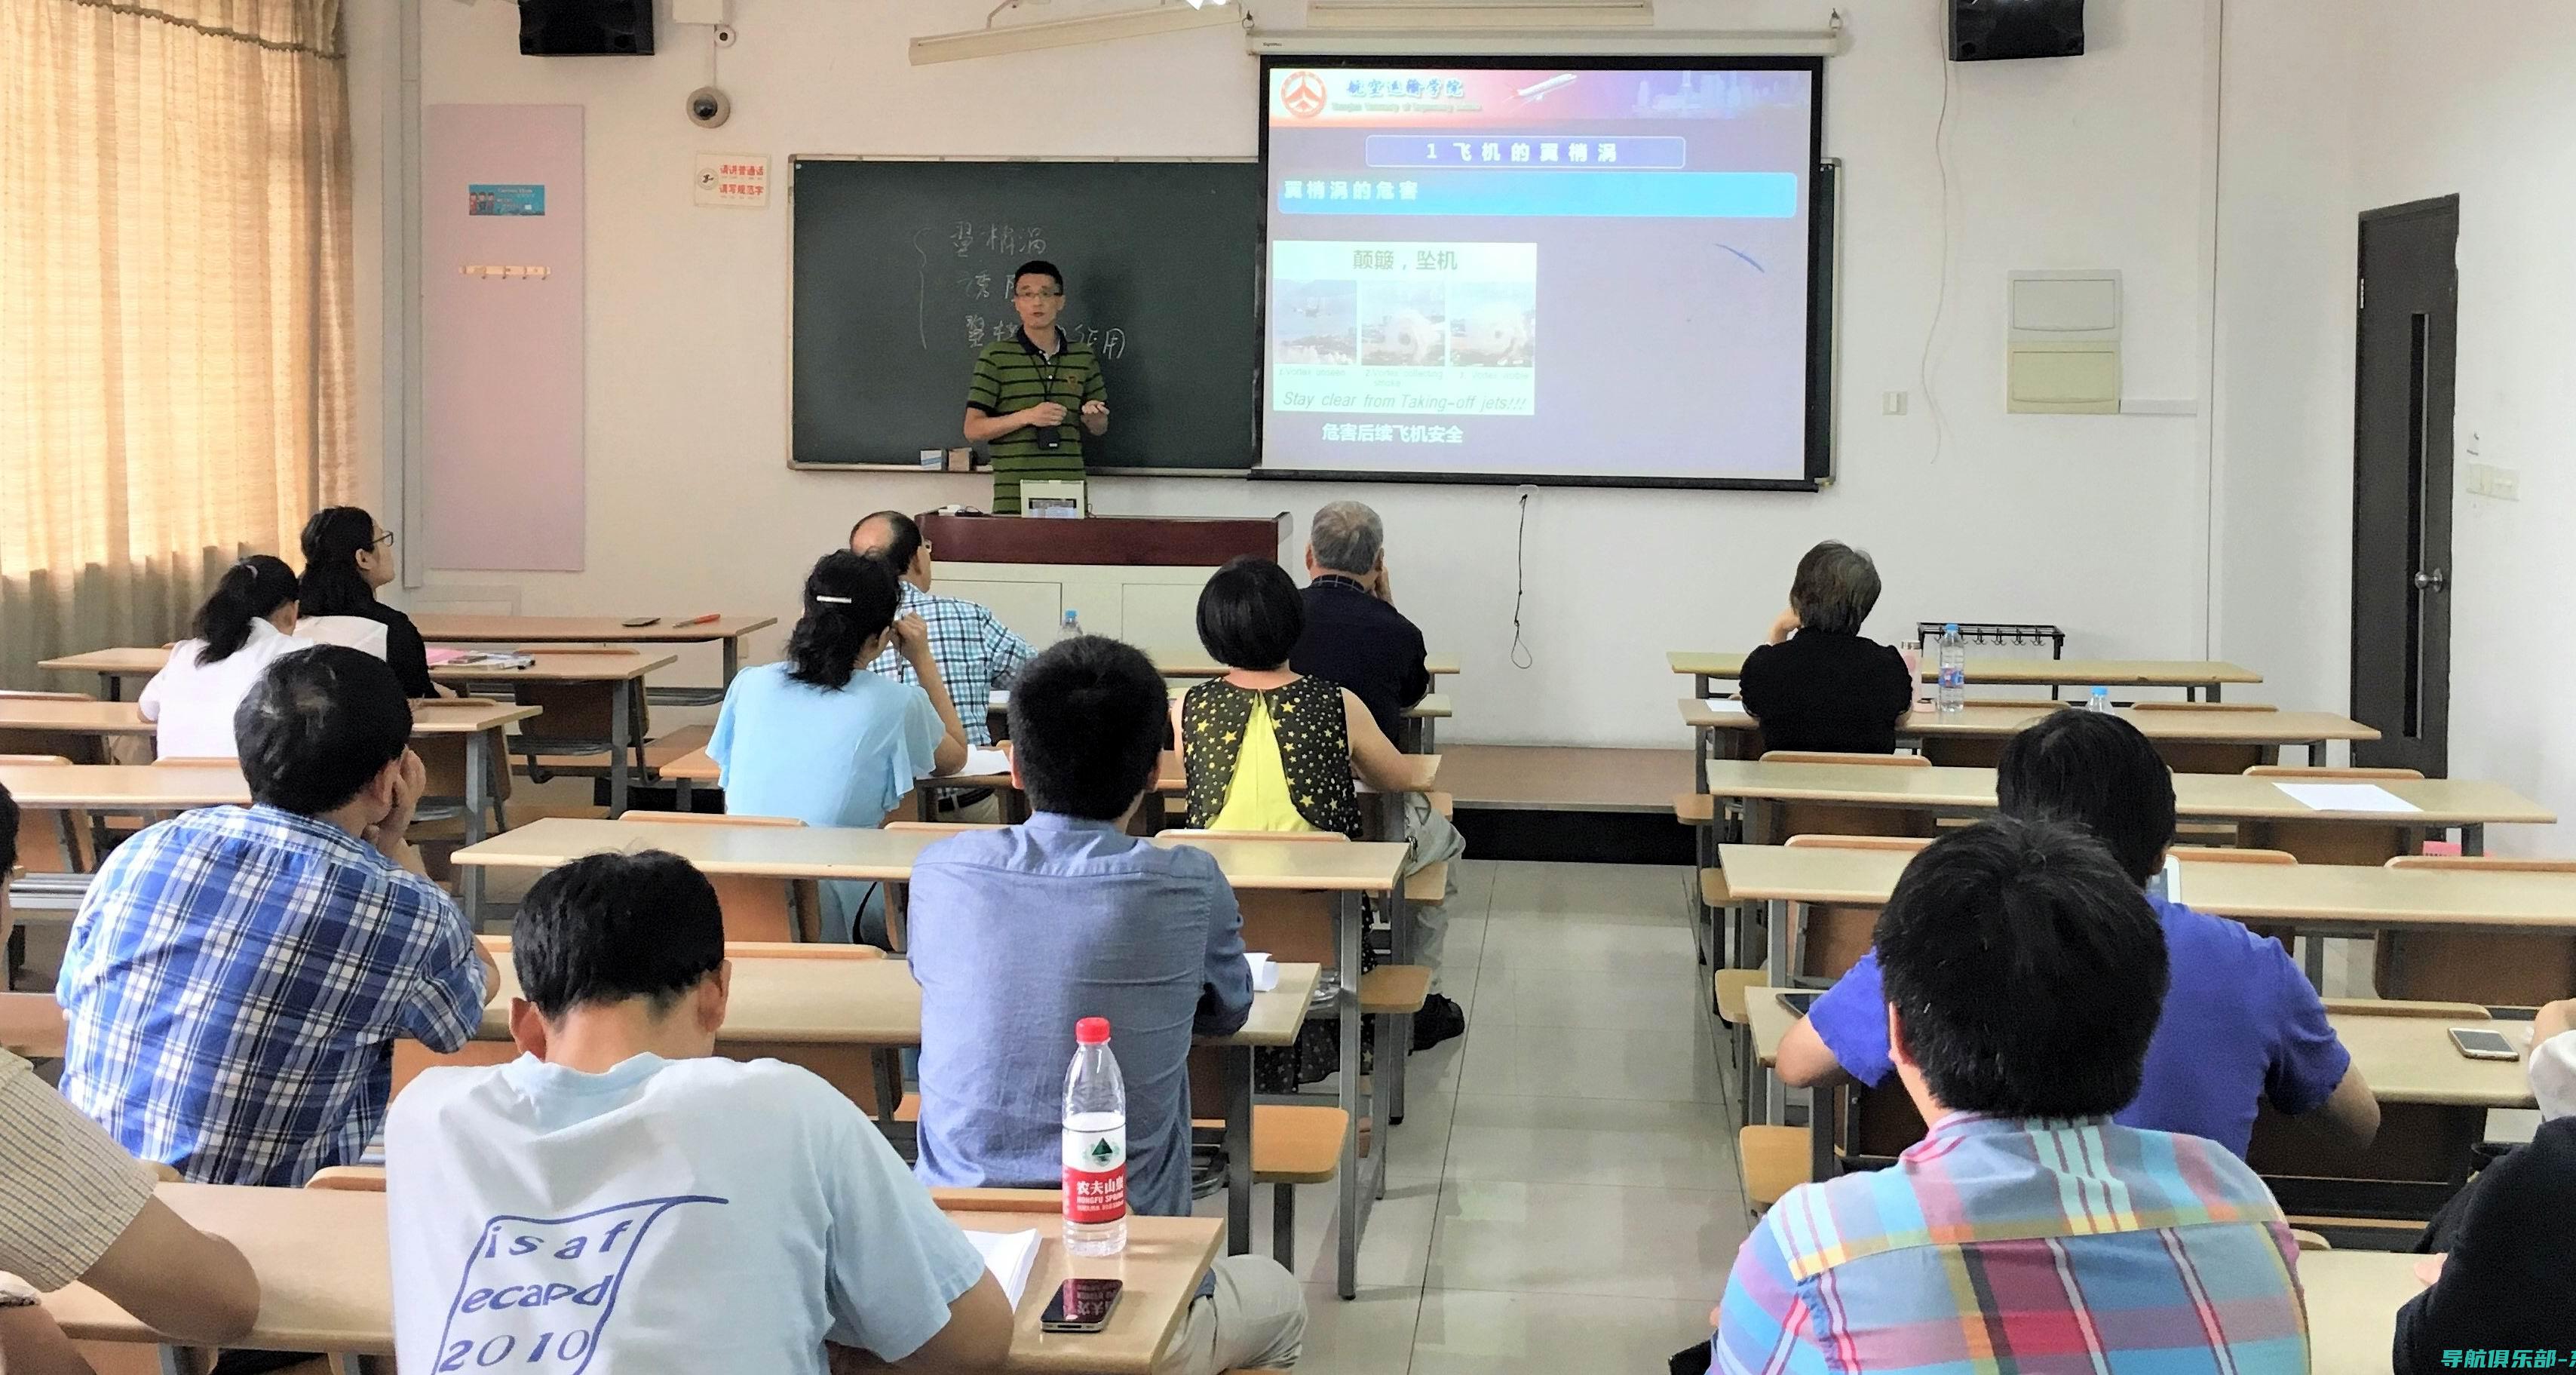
[369,0,2231,747]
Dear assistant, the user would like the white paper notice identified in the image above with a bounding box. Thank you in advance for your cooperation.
[967,1229,1041,1309]
[2272,782,2421,814]
[942,747,1013,779]
[1702,698,1750,715]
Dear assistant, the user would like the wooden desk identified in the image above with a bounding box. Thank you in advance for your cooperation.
[39,648,672,817]
[1688,760,2551,851]
[1717,843,2576,939]
[2299,1250,2419,1375]
[41,1183,1219,1375]
[454,816,1406,1297]
[1667,651,2263,701]
[416,612,775,705]
[0,698,541,923]
[1679,700,2379,787]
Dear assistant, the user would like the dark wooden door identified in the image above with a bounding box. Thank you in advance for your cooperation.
[2350,197,2458,775]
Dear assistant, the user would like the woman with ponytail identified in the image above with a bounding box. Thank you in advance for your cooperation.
[710,551,968,942]
[137,556,306,759]
[297,506,437,698]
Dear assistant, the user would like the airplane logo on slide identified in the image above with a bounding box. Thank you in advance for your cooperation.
[1281,71,1328,118]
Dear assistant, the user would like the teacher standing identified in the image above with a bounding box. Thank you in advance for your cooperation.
[962,259,1109,514]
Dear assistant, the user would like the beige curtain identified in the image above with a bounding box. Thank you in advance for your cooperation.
[0,0,355,688]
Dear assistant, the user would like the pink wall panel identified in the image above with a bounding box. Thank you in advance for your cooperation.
[424,105,584,572]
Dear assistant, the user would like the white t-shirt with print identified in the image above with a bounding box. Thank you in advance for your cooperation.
[387,1053,985,1374]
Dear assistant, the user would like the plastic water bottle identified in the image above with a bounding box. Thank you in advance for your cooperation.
[1062,1017,1128,1257]
[1061,609,1083,641]
[1936,623,1966,714]
[2089,686,2113,713]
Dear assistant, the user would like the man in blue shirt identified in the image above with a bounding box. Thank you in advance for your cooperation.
[907,635,1305,1375]
[1775,708,2381,1159]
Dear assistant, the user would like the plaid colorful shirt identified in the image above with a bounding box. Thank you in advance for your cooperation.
[866,583,1035,746]
[57,805,488,1187]
[1715,1113,2308,1374]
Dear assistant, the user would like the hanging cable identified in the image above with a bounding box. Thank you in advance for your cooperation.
[1509,487,1535,669]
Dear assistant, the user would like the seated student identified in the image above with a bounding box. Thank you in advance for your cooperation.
[1776,708,2378,1160]
[136,555,305,760]
[1287,501,1468,1051]
[57,647,495,1186]
[908,635,1306,1375]
[388,850,1012,1375]
[2394,1116,2576,1372]
[0,780,262,1375]
[1737,540,1914,754]
[851,510,1034,750]
[1712,818,2311,1373]
[298,506,436,697]
[1180,557,1434,835]
[710,551,968,943]
[2531,994,2576,1119]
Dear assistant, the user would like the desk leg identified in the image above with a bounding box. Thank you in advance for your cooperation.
[1810,1082,1838,1191]
[2464,824,2485,858]
[1419,717,1435,753]
[1336,889,1363,1301]
[872,1048,905,1134]
[2301,930,2326,989]
[462,728,490,928]
[607,681,633,818]
[722,637,741,687]
[1694,726,1710,795]
[100,673,121,703]
[1762,898,1791,1128]
[1224,1045,1253,1256]
[1694,674,1710,699]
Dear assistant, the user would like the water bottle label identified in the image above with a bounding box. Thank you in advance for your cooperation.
[1062,1125,1127,1224]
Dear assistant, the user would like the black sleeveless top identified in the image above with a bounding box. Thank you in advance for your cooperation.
[1179,676,1363,838]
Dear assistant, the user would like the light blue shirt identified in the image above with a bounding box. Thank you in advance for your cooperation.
[906,815,1253,1217]
[709,661,943,939]
[385,1054,986,1373]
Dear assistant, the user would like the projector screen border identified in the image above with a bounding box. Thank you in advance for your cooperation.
[1253,55,1838,493]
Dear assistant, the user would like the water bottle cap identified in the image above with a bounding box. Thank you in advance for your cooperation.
[1075,1017,1111,1045]
[1944,622,1959,633]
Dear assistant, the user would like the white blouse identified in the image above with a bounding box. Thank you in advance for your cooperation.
[136,620,315,760]
[2533,1028,2576,1121]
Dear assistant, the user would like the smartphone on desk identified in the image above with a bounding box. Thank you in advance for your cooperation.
[1040,1278,1124,1334]
[620,616,661,628]
[1776,990,1818,1018]
[2449,1027,2521,1061]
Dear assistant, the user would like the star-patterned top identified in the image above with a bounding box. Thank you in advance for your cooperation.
[1179,675,1363,838]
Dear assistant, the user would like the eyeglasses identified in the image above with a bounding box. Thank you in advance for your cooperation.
[1013,287,1063,301]
[371,532,395,549]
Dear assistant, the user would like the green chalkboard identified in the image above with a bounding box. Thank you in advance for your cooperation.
[789,158,1262,472]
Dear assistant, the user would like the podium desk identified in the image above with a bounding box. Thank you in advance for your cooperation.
[919,512,1281,662]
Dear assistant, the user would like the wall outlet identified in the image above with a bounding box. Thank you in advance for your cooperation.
[2466,462,2521,501]
[1882,391,1909,415]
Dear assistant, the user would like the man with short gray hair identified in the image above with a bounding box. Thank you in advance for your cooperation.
[1290,502,1467,1051]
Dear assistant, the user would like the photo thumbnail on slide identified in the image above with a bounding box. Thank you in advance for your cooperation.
[1262,63,1819,483]
[1272,241,1536,419]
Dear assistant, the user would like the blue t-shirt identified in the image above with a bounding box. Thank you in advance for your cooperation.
[1805,895,2351,1159]
[906,815,1253,1217]
[710,661,943,940]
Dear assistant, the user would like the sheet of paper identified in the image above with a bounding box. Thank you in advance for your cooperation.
[1245,952,1278,992]
[1700,698,1750,715]
[2271,782,2421,814]
[942,746,1012,779]
[967,1229,1041,1309]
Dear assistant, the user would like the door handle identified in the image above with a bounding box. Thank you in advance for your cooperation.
[2412,569,2447,593]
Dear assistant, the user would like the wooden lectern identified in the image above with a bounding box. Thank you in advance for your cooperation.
[918,514,1286,654]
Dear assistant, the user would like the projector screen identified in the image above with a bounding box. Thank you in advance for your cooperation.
[1259,57,1828,489]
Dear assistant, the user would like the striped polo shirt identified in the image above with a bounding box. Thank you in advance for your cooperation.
[967,328,1106,513]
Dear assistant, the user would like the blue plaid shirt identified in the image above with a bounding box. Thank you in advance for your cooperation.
[866,583,1035,746]
[57,805,488,1186]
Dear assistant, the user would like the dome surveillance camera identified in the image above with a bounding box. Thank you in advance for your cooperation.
[687,86,731,128]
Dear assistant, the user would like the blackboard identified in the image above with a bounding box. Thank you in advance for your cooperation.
[789,158,1262,472]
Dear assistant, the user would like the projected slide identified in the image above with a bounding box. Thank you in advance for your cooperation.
[1262,61,1820,486]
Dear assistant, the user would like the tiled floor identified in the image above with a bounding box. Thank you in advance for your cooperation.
[1201,858,1744,1373]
